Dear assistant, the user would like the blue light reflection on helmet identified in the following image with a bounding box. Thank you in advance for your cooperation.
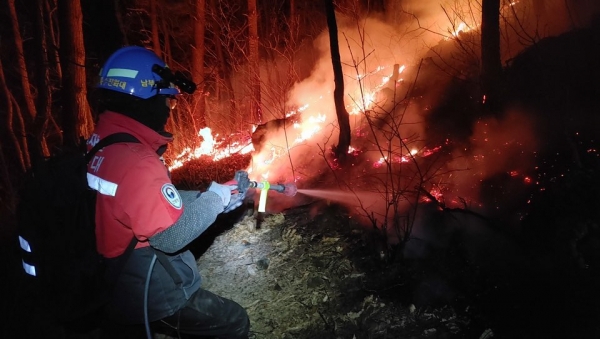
[97,46,180,99]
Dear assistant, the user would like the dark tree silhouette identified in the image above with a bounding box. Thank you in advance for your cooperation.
[58,0,93,149]
[481,0,503,113]
[324,0,351,161]
[248,0,262,124]
[192,0,207,127]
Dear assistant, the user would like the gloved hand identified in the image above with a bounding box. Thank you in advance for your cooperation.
[222,178,247,213]
[224,192,245,213]
[207,181,236,207]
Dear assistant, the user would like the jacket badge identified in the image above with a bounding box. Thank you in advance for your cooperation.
[161,183,182,209]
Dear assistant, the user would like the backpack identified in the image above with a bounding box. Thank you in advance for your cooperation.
[16,133,140,324]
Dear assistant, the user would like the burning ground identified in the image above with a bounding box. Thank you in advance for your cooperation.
[164,143,600,339]
[162,17,600,339]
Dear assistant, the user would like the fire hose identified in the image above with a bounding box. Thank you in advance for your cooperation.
[143,172,296,338]
[234,170,297,212]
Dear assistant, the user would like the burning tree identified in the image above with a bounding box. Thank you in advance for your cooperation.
[317,30,451,262]
[325,0,352,160]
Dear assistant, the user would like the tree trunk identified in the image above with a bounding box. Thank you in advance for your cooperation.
[287,0,299,84]
[210,0,236,121]
[365,0,385,13]
[58,0,93,149]
[113,0,129,45]
[324,0,351,161]
[44,0,64,142]
[34,0,53,149]
[192,0,207,127]
[150,0,162,58]
[248,0,262,123]
[45,0,63,80]
[480,0,503,113]
[0,56,29,172]
[7,0,39,140]
[532,0,546,21]
[160,11,172,65]
[0,139,16,211]
[384,0,401,24]
[8,0,51,158]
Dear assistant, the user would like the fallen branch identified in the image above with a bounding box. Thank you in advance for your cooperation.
[418,186,490,222]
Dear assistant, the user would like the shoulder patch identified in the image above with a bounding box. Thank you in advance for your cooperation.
[161,183,182,209]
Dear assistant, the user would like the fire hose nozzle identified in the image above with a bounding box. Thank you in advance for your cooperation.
[234,170,297,196]
[282,183,298,197]
[248,181,297,197]
[269,183,298,197]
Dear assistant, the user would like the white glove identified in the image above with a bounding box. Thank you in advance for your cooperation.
[207,182,237,207]
[224,193,245,213]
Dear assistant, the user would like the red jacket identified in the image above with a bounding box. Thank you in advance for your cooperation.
[87,111,183,258]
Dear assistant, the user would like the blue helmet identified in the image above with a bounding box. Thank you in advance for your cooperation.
[97,46,180,99]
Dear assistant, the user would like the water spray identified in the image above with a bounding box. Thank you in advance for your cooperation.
[234,170,297,212]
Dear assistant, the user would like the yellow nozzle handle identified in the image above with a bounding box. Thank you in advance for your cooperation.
[257,181,270,212]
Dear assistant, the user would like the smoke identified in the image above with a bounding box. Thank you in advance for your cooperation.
[250,9,455,184]
[248,0,597,212]
[239,1,600,313]
[444,109,540,204]
[247,7,445,184]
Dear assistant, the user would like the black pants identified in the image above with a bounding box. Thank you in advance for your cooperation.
[101,288,249,339]
[155,288,250,339]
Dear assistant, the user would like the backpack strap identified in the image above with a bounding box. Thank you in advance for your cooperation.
[152,249,184,286]
[87,132,142,284]
[88,132,182,286]
[86,132,142,164]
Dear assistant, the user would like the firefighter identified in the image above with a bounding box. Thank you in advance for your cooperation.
[89,46,249,338]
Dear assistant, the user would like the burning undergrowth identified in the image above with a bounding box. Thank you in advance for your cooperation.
[171,153,252,191]
[164,8,600,338]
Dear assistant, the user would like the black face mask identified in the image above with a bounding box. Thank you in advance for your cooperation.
[129,95,171,132]
[95,89,172,132]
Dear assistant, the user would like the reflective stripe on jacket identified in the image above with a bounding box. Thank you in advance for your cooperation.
[87,111,200,323]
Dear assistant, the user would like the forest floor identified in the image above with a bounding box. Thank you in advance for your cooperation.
[157,184,600,339]
[3,154,600,339]
[165,201,480,339]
